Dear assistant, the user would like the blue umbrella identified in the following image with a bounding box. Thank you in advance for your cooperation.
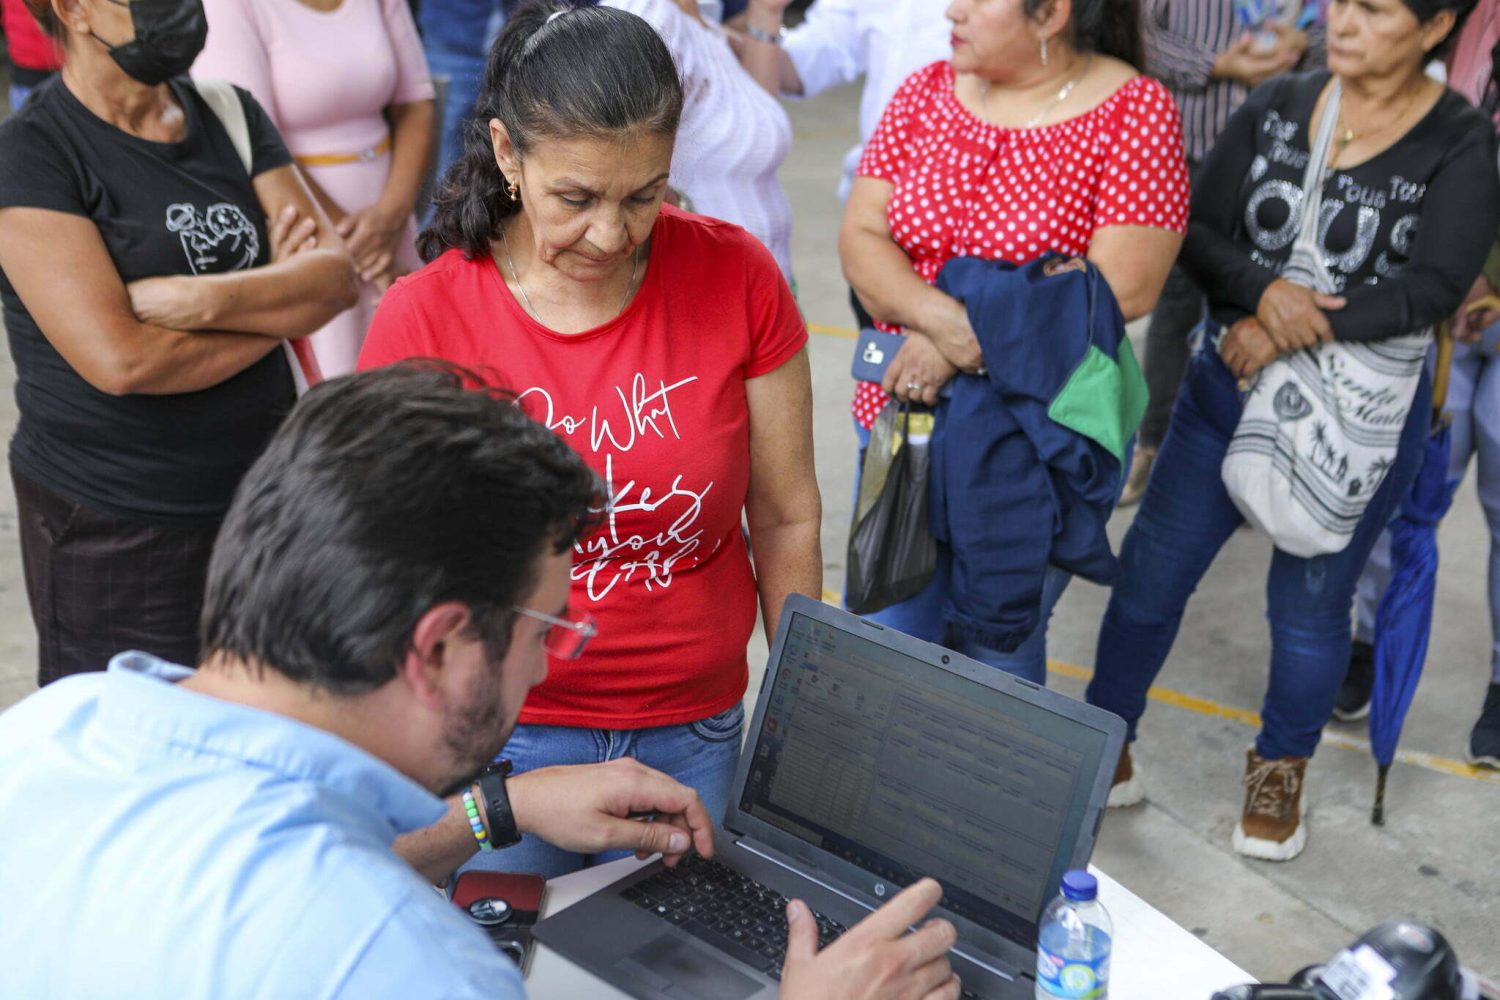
[1369,324,1463,825]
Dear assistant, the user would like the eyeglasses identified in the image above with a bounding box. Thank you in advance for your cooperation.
[511,606,598,660]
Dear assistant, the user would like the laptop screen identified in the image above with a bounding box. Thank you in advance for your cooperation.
[738,611,1110,948]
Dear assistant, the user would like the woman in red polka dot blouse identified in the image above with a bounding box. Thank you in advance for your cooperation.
[837,0,1190,682]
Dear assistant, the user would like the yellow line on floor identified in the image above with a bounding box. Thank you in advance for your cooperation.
[1046,659,1500,786]
[808,321,858,340]
[818,593,1499,784]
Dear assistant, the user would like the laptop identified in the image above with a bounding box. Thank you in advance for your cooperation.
[533,595,1126,1000]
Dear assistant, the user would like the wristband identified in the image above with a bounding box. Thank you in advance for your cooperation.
[462,787,492,852]
[744,22,785,45]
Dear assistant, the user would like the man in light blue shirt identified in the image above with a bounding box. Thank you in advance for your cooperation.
[0,364,959,1000]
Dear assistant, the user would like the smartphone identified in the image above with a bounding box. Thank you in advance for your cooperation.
[851,327,907,384]
[451,870,548,976]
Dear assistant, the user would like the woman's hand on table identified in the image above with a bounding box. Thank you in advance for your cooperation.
[882,333,959,407]
[1256,278,1344,352]
[1219,316,1281,381]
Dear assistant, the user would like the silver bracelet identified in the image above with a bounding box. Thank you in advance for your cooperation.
[744,22,785,45]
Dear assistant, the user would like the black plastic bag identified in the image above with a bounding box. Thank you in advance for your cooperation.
[846,402,938,614]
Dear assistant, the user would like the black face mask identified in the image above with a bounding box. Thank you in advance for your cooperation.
[94,0,208,86]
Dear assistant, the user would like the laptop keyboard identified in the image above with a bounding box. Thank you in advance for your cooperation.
[620,855,985,998]
[622,854,844,980]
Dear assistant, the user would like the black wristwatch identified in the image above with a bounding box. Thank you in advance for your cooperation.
[477,759,522,849]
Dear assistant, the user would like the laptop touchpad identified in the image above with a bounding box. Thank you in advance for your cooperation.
[617,934,762,1000]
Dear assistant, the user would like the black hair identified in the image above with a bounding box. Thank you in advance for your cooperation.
[418,1,685,263]
[199,361,602,695]
[1024,0,1144,71]
[1399,0,1478,56]
[24,0,62,38]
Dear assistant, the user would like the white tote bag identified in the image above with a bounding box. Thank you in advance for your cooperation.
[1221,81,1429,558]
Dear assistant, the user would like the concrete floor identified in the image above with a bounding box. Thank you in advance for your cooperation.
[0,78,1495,984]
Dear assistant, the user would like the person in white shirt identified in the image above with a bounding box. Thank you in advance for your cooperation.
[607,0,797,277]
[737,0,953,202]
[735,0,951,323]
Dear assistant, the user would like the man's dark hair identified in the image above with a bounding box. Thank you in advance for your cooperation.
[200,362,601,693]
[418,1,684,262]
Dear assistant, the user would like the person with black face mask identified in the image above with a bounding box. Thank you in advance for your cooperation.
[0,0,358,688]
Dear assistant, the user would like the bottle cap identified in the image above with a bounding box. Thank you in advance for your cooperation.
[1060,870,1098,902]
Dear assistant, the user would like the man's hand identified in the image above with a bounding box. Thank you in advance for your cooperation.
[1220,316,1281,380]
[505,758,714,866]
[337,203,406,284]
[882,333,959,406]
[1212,33,1301,88]
[1257,278,1345,351]
[779,879,961,1000]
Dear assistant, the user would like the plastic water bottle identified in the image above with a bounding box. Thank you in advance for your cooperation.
[1035,870,1112,1000]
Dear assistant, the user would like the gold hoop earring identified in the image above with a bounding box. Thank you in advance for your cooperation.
[1040,34,1049,65]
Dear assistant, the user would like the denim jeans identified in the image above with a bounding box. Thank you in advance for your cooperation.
[419,0,505,191]
[1086,336,1431,759]
[458,703,745,879]
[850,421,1072,685]
[1356,337,1500,683]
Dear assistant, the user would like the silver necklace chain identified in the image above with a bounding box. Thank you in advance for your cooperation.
[981,55,1093,129]
[500,225,640,324]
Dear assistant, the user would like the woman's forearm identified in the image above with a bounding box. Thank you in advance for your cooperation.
[99,323,283,397]
[747,516,822,647]
[840,225,968,337]
[380,99,437,219]
[736,3,803,97]
[165,249,359,338]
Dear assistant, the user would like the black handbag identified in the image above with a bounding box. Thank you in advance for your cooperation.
[846,402,938,615]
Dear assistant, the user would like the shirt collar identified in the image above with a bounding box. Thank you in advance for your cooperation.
[98,651,447,838]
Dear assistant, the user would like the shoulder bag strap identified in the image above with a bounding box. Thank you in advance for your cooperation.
[187,76,321,394]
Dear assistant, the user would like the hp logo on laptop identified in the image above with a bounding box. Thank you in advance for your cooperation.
[874,883,887,898]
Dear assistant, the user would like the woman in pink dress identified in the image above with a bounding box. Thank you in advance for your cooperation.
[196,0,436,376]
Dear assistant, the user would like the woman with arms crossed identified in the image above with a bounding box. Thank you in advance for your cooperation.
[0,0,356,686]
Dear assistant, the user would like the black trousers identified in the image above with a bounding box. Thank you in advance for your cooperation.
[13,469,218,686]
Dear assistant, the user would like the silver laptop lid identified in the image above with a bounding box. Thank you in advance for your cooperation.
[724,596,1125,973]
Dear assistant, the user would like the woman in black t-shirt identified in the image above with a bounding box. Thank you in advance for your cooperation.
[0,0,357,686]
[1083,0,1499,861]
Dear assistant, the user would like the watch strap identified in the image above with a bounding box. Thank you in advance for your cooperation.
[478,760,522,849]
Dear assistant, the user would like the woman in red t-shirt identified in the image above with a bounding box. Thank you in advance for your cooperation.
[837,0,1190,684]
[359,3,819,878]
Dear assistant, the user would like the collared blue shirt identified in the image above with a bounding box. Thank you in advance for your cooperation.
[0,652,526,999]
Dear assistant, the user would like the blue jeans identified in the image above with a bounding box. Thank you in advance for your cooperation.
[459,703,745,879]
[1356,337,1500,683]
[1086,337,1431,759]
[850,422,1072,685]
[419,0,505,191]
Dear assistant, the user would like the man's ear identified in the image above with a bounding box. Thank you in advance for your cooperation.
[398,603,476,710]
[489,119,521,187]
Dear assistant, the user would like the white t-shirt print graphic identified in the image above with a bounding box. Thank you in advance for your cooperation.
[166,202,261,274]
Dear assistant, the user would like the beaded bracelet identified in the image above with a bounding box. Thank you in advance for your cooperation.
[462,787,493,852]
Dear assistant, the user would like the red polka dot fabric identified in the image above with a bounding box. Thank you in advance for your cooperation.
[851,61,1191,430]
